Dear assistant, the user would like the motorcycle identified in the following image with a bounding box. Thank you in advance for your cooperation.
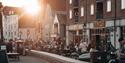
[108,52,119,63]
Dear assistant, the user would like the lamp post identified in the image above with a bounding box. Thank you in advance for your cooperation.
[83,0,88,43]
[114,0,117,48]
[0,2,3,43]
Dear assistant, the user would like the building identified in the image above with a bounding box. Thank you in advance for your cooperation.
[51,12,67,41]
[19,14,38,42]
[66,0,125,49]
[2,6,19,41]
[41,0,66,41]
[66,0,83,46]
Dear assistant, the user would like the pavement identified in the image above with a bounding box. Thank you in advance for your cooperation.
[9,50,89,63]
[9,56,50,63]
[30,50,89,63]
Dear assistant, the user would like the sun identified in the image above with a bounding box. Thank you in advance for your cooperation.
[23,0,41,15]
[0,0,41,16]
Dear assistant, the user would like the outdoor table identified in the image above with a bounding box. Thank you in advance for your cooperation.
[7,53,20,60]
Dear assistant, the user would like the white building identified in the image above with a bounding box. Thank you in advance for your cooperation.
[42,4,54,41]
[3,14,19,41]
[19,28,36,42]
[18,13,39,42]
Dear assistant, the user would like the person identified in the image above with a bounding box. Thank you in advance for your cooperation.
[118,37,125,53]
[79,40,88,53]
[74,43,79,53]
[7,39,13,53]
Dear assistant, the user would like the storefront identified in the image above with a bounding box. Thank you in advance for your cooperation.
[66,24,83,45]
[89,21,107,50]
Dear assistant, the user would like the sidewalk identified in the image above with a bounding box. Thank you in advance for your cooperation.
[9,56,49,63]
[30,50,89,63]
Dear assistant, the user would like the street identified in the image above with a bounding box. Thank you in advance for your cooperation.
[9,56,49,63]
[0,0,125,63]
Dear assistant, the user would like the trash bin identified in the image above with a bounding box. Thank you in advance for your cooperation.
[90,51,107,63]
[0,50,9,63]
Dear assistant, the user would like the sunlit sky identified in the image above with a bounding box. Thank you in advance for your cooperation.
[0,0,41,15]
[0,0,40,7]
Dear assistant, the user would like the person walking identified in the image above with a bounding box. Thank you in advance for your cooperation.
[7,39,13,53]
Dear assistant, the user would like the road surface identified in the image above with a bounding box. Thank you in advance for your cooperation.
[9,56,50,63]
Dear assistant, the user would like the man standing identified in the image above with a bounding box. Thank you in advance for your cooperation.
[7,39,13,53]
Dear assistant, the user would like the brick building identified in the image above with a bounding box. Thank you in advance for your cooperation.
[66,0,125,48]
[41,0,67,41]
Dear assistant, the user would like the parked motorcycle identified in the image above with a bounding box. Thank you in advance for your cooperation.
[108,52,119,63]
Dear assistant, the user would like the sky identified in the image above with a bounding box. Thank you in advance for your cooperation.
[0,0,41,15]
[0,0,40,7]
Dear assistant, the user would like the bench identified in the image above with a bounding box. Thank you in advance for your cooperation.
[7,53,20,60]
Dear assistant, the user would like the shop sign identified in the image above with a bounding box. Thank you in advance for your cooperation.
[94,20,105,27]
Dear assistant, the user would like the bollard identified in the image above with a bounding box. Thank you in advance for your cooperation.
[0,50,9,63]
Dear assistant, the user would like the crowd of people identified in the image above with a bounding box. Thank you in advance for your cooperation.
[31,38,89,57]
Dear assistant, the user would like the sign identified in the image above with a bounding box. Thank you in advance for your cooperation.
[94,20,105,27]
[1,45,6,50]
[0,50,9,63]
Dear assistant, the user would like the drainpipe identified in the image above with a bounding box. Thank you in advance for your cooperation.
[114,0,117,48]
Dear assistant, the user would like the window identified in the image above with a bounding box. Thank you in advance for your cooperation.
[69,0,72,4]
[69,9,72,19]
[90,4,94,15]
[81,6,84,16]
[121,0,125,9]
[107,0,111,12]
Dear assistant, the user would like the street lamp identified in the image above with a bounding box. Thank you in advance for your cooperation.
[0,2,4,43]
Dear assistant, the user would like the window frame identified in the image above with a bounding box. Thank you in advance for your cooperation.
[90,4,94,15]
[81,6,84,16]
[107,0,111,12]
[69,0,72,4]
[69,9,72,19]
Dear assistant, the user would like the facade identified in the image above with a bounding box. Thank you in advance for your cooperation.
[2,7,19,41]
[19,28,36,42]
[41,0,66,41]
[66,0,125,48]
[19,13,39,42]
[41,4,54,41]
[66,0,84,46]
[51,12,66,40]
[3,15,18,41]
